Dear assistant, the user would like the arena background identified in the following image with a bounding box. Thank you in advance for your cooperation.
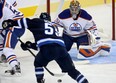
[16,0,111,17]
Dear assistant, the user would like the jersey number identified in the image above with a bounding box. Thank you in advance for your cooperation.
[45,23,54,35]
[45,23,61,36]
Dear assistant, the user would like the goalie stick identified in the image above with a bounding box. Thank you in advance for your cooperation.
[17,38,65,77]
[87,30,96,45]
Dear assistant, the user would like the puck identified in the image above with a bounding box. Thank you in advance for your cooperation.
[57,79,62,83]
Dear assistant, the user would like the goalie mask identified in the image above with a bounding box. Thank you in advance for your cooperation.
[39,12,51,21]
[69,0,81,19]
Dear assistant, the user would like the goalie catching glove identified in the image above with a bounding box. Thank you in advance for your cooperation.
[20,41,37,50]
[2,19,15,29]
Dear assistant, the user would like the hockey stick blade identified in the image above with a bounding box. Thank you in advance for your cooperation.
[8,30,65,77]
[18,38,65,77]
[44,67,65,77]
[74,60,90,65]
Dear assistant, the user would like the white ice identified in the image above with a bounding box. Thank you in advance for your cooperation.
[1,56,116,83]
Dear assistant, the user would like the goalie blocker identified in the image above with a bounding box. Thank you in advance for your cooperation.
[77,42,111,59]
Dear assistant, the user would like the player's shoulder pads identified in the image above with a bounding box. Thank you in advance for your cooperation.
[58,9,71,19]
[79,9,92,20]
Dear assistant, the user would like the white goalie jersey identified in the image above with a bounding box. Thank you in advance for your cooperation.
[54,9,99,38]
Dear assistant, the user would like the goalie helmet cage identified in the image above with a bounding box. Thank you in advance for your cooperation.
[46,0,116,40]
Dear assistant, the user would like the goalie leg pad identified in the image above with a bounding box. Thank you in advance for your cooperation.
[100,43,111,56]
[77,45,101,59]
[77,43,111,59]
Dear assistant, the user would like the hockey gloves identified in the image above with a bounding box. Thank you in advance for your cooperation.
[20,41,32,51]
[21,41,37,51]
[2,19,15,29]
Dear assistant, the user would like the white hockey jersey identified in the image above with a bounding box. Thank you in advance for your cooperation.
[7,0,17,6]
[54,9,97,38]
[0,0,23,30]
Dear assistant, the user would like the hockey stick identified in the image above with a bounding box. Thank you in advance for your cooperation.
[6,26,65,77]
[87,30,96,45]
[3,24,65,77]
[17,38,65,77]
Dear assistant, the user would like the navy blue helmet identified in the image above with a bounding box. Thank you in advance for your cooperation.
[39,12,51,21]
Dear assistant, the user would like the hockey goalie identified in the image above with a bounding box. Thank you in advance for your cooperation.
[53,0,111,60]
[77,30,111,59]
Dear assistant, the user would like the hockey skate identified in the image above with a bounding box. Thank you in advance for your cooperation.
[81,79,89,83]
[0,54,7,63]
[4,64,21,76]
[38,79,45,83]
[0,54,7,67]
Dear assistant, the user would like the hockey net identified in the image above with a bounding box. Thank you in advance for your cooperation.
[34,0,115,42]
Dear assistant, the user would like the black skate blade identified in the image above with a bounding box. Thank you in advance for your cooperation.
[3,70,22,77]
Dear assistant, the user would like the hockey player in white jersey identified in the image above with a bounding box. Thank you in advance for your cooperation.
[0,0,17,63]
[7,0,17,7]
[0,0,24,75]
[54,0,111,59]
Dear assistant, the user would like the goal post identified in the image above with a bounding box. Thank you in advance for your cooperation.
[112,0,115,40]
[47,0,50,15]
[46,0,65,20]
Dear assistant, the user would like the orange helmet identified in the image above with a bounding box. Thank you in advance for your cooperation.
[70,0,81,19]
